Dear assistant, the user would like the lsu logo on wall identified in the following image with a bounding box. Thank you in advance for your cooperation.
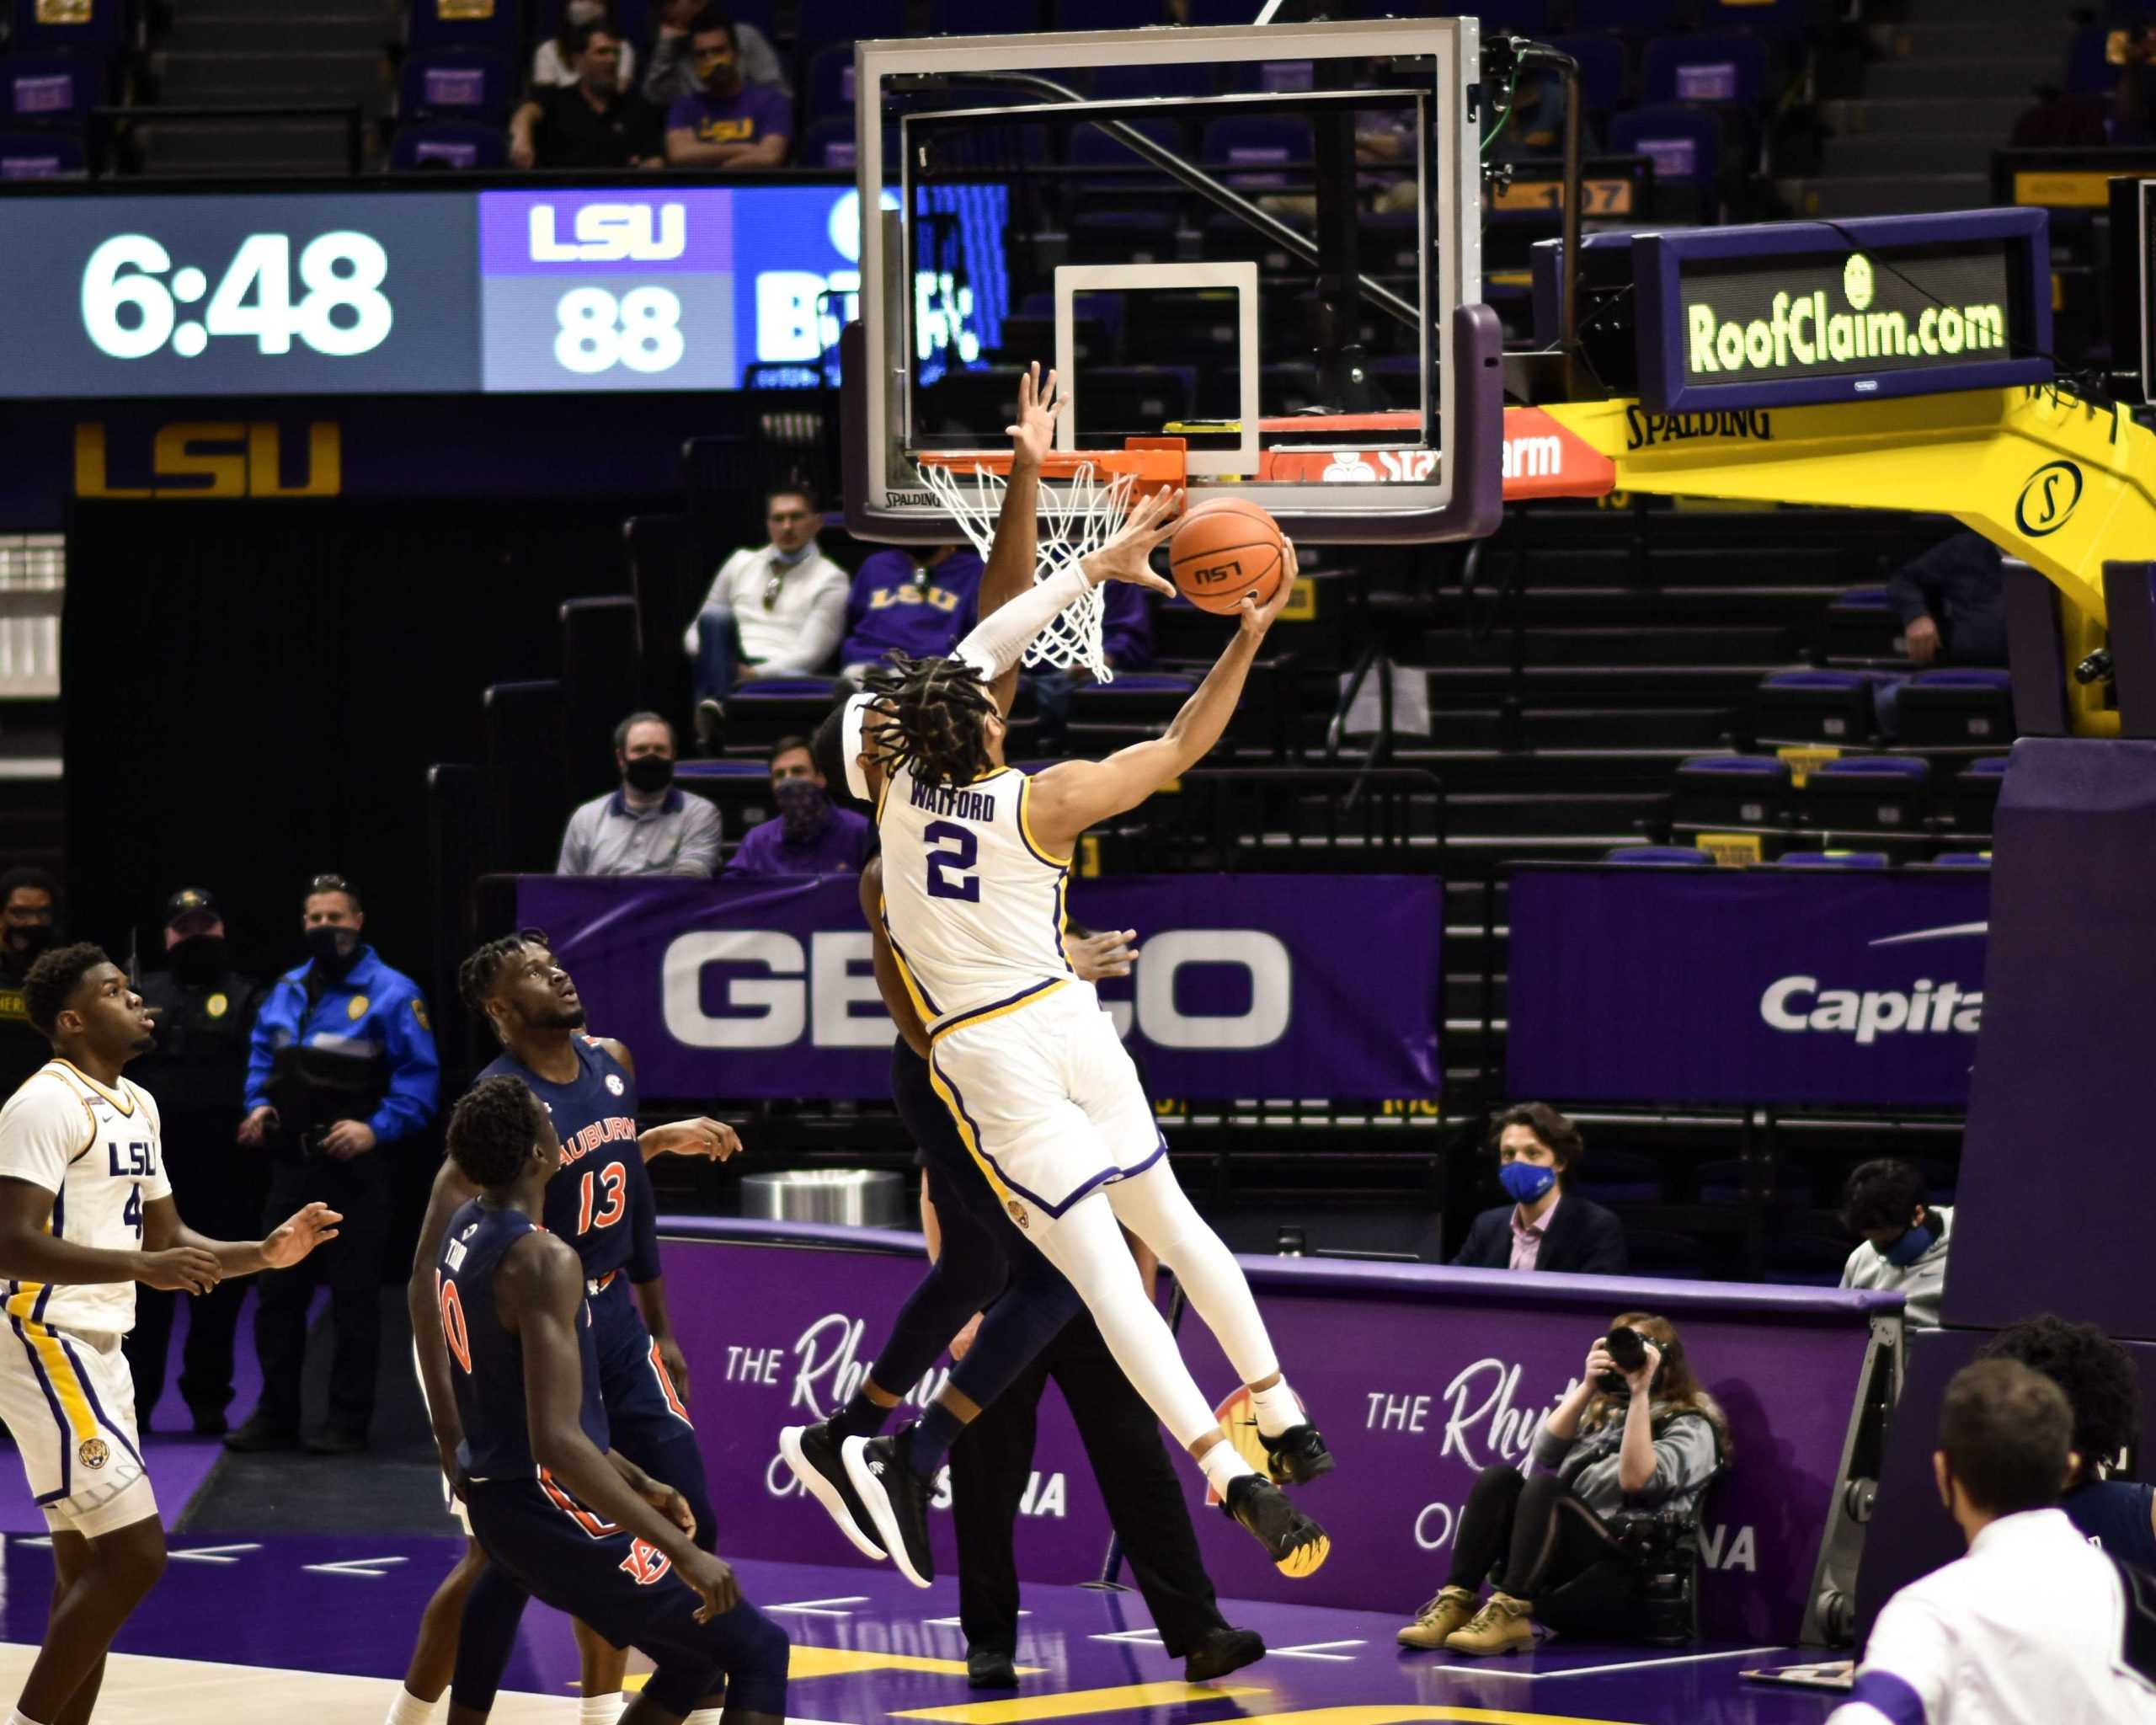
[74,421,341,499]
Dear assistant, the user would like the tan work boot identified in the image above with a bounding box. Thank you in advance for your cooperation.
[1444,1589,1536,1656]
[1397,1585,1480,1648]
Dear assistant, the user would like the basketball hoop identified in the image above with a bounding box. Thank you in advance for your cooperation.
[913,444,1182,683]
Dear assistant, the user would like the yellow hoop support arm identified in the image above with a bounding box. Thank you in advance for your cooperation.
[1543,384,2156,734]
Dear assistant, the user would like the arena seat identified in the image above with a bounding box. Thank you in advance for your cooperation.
[1951,754,2008,836]
[1892,668,2014,748]
[797,0,905,48]
[1607,105,1722,217]
[1572,0,1684,34]
[483,680,568,872]
[804,44,853,121]
[799,116,857,169]
[1604,845,1714,865]
[1753,669,1875,745]
[8,0,129,52]
[4,51,104,123]
[391,119,506,169]
[560,597,642,797]
[1774,850,1891,868]
[1823,585,1903,664]
[722,677,840,758]
[1570,1145,1665,1204]
[1545,34,1629,120]
[406,0,521,53]
[1672,754,1789,829]
[399,47,515,121]
[1641,32,1768,109]
[0,126,84,176]
[675,758,775,842]
[1923,850,1992,868]
[1801,755,1929,837]
[1066,671,1199,756]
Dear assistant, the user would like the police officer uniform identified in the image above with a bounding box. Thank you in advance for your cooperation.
[237,938,438,1450]
[124,889,265,1434]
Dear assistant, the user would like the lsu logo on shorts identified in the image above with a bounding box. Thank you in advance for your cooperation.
[78,1437,109,1471]
[1006,1199,1029,1231]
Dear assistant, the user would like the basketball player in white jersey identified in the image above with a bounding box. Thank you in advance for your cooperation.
[0,943,340,1725]
[841,449,1334,1581]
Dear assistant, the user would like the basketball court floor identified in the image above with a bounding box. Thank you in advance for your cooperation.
[0,1535,1844,1725]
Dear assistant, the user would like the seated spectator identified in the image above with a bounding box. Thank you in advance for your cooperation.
[643,0,789,104]
[727,736,875,877]
[1838,1158,1951,1328]
[1828,1359,2156,1724]
[0,864,61,1099]
[1982,1315,2156,1572]
[664,7,792,168]
[509,23,661,169]
[531,0,637,91]
[839,544,986,681]
[1450,1103,1629,1276]
[682,485,850,746]
[1401,1311,1725,1655]
[1888,529,2005,673]
[556,713,721,878]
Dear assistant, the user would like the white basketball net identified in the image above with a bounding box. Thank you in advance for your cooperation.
[915,457,1135,684]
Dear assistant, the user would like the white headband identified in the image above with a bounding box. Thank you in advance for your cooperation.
[841,692,875,803]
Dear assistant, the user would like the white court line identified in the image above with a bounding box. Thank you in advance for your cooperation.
[301,1557,408,1578]
[766,1595,872,1616]
[1089,1629,1164,1646]
[925,1610,1027,1627]
[1267,1640,1364,1662]
[169,1544,262,1564]
[1430,1644,1786,1681]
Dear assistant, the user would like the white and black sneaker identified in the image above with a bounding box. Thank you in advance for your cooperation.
[843,1425,936,1589]
[780,1421,886,1561]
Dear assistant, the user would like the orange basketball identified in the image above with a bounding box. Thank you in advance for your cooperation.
[1168,497,1285,615]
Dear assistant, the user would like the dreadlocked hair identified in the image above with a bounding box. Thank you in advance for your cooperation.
[864,651,998,791]
[459,928,549,1023]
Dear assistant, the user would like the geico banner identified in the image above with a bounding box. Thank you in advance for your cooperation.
[660,1221,1895,1641]
[514,873,1441,1101]
[1506,866,1991,1107]
[659,1223,1113,1582]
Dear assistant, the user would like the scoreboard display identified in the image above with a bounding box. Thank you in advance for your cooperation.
[0,181,999,398]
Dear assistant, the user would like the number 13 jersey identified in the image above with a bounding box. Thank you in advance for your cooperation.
[0,1061,169,1337]
[878,761,1079,1040]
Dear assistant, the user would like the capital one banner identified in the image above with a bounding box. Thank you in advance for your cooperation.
[515,873,1440,1101]
[664,1222,1892,1642]
[1507,867,1991,1107]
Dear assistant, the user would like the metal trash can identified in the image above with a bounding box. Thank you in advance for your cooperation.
[739,1169,905,1229]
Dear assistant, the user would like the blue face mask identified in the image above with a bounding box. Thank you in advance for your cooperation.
[1500,1160,1557,1205]
[1882,1222,1934,1268]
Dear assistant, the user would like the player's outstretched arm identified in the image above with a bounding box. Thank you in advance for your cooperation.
[408,1156,479,1477]
[143,1194,341,1279]
[505,1231,740,1620]
[859,859,931,1058]
[974,362,1058,713]
[1027,543,1296,849]
[0,1176,221,1294]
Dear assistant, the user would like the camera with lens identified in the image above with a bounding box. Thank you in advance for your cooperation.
[1598,1324,1649,1395]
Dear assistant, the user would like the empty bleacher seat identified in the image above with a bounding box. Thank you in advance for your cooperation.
[1604,845,1713,866]
[1546,35,1628,120]
[1607,106,1721,213]
[1754,670,1874,745]
[1067,672,1198,753]
[1894,669,2013,747]
[1951,755,2008,836]
[1200,115,1311,184]
[401,48,515,120]
[391,120,506,170]
[1824,585,1902,662]
[1673,754,1788,829]
[5,51,103,123]
[1774,850,1891,869]
[798,0,905,46]
[675,758,776,842]
[0,127,84,177]
[805,43,853,120]
[1925,851,1992,868]
[722,677,840,756]
[9,0,128,51]
[1572,1146,1662,1204]
[1641,33,1768,108]
[407,0,521,52]
[1802,755,1929,836]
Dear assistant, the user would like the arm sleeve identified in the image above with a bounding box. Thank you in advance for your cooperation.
[368,991,442,1143]
[1886,536,1952,625]
[640,32,683,103]
[681,551,744,654]
[670,798,723,879]
[243,986,286,1113]
[1529,1418,1576,1471]
[953,567,1089,680]
[557,804,591,875]
[627,1154,662,1283]
[1837,1593,1954,1725]
[1641,1413,1721,1499]
[771,563,849,674]
[1577,1206,1629,1274]
[736,22,791,93]
[728,821,776,876]
[0,1082,80,1195]
[1100,582,1155,669]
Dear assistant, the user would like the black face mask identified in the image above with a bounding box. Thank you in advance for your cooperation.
[306,926,362,975]
[623,755,675,795]
[171,934,227,984]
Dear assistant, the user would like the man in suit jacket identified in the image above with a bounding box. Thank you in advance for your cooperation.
[1451,1103,1629,1275]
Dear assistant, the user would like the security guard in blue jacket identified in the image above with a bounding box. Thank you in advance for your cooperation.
[227,873,439,1455]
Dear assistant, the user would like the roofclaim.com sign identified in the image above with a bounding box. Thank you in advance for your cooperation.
[1683,248,2011,383]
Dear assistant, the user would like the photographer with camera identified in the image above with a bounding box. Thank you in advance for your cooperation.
[1400,1311,1726,1657]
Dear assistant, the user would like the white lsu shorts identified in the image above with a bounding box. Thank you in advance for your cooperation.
[927,982,1166,1231]
[0,1322,158,1538]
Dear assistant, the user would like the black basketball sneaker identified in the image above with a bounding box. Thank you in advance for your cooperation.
[844,1424,937,1589]
[779,1420,886,1561]
[1258,1421,1336,1487]
[1224,1473,1330,1578]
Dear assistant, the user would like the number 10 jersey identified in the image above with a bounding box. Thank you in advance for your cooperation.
[878,761,1080,1042]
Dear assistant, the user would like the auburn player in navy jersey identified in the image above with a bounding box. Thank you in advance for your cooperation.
[431,1074,787,1725]
[387,933,739,1725]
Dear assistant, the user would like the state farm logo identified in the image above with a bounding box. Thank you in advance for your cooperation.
[529,201,686,262]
